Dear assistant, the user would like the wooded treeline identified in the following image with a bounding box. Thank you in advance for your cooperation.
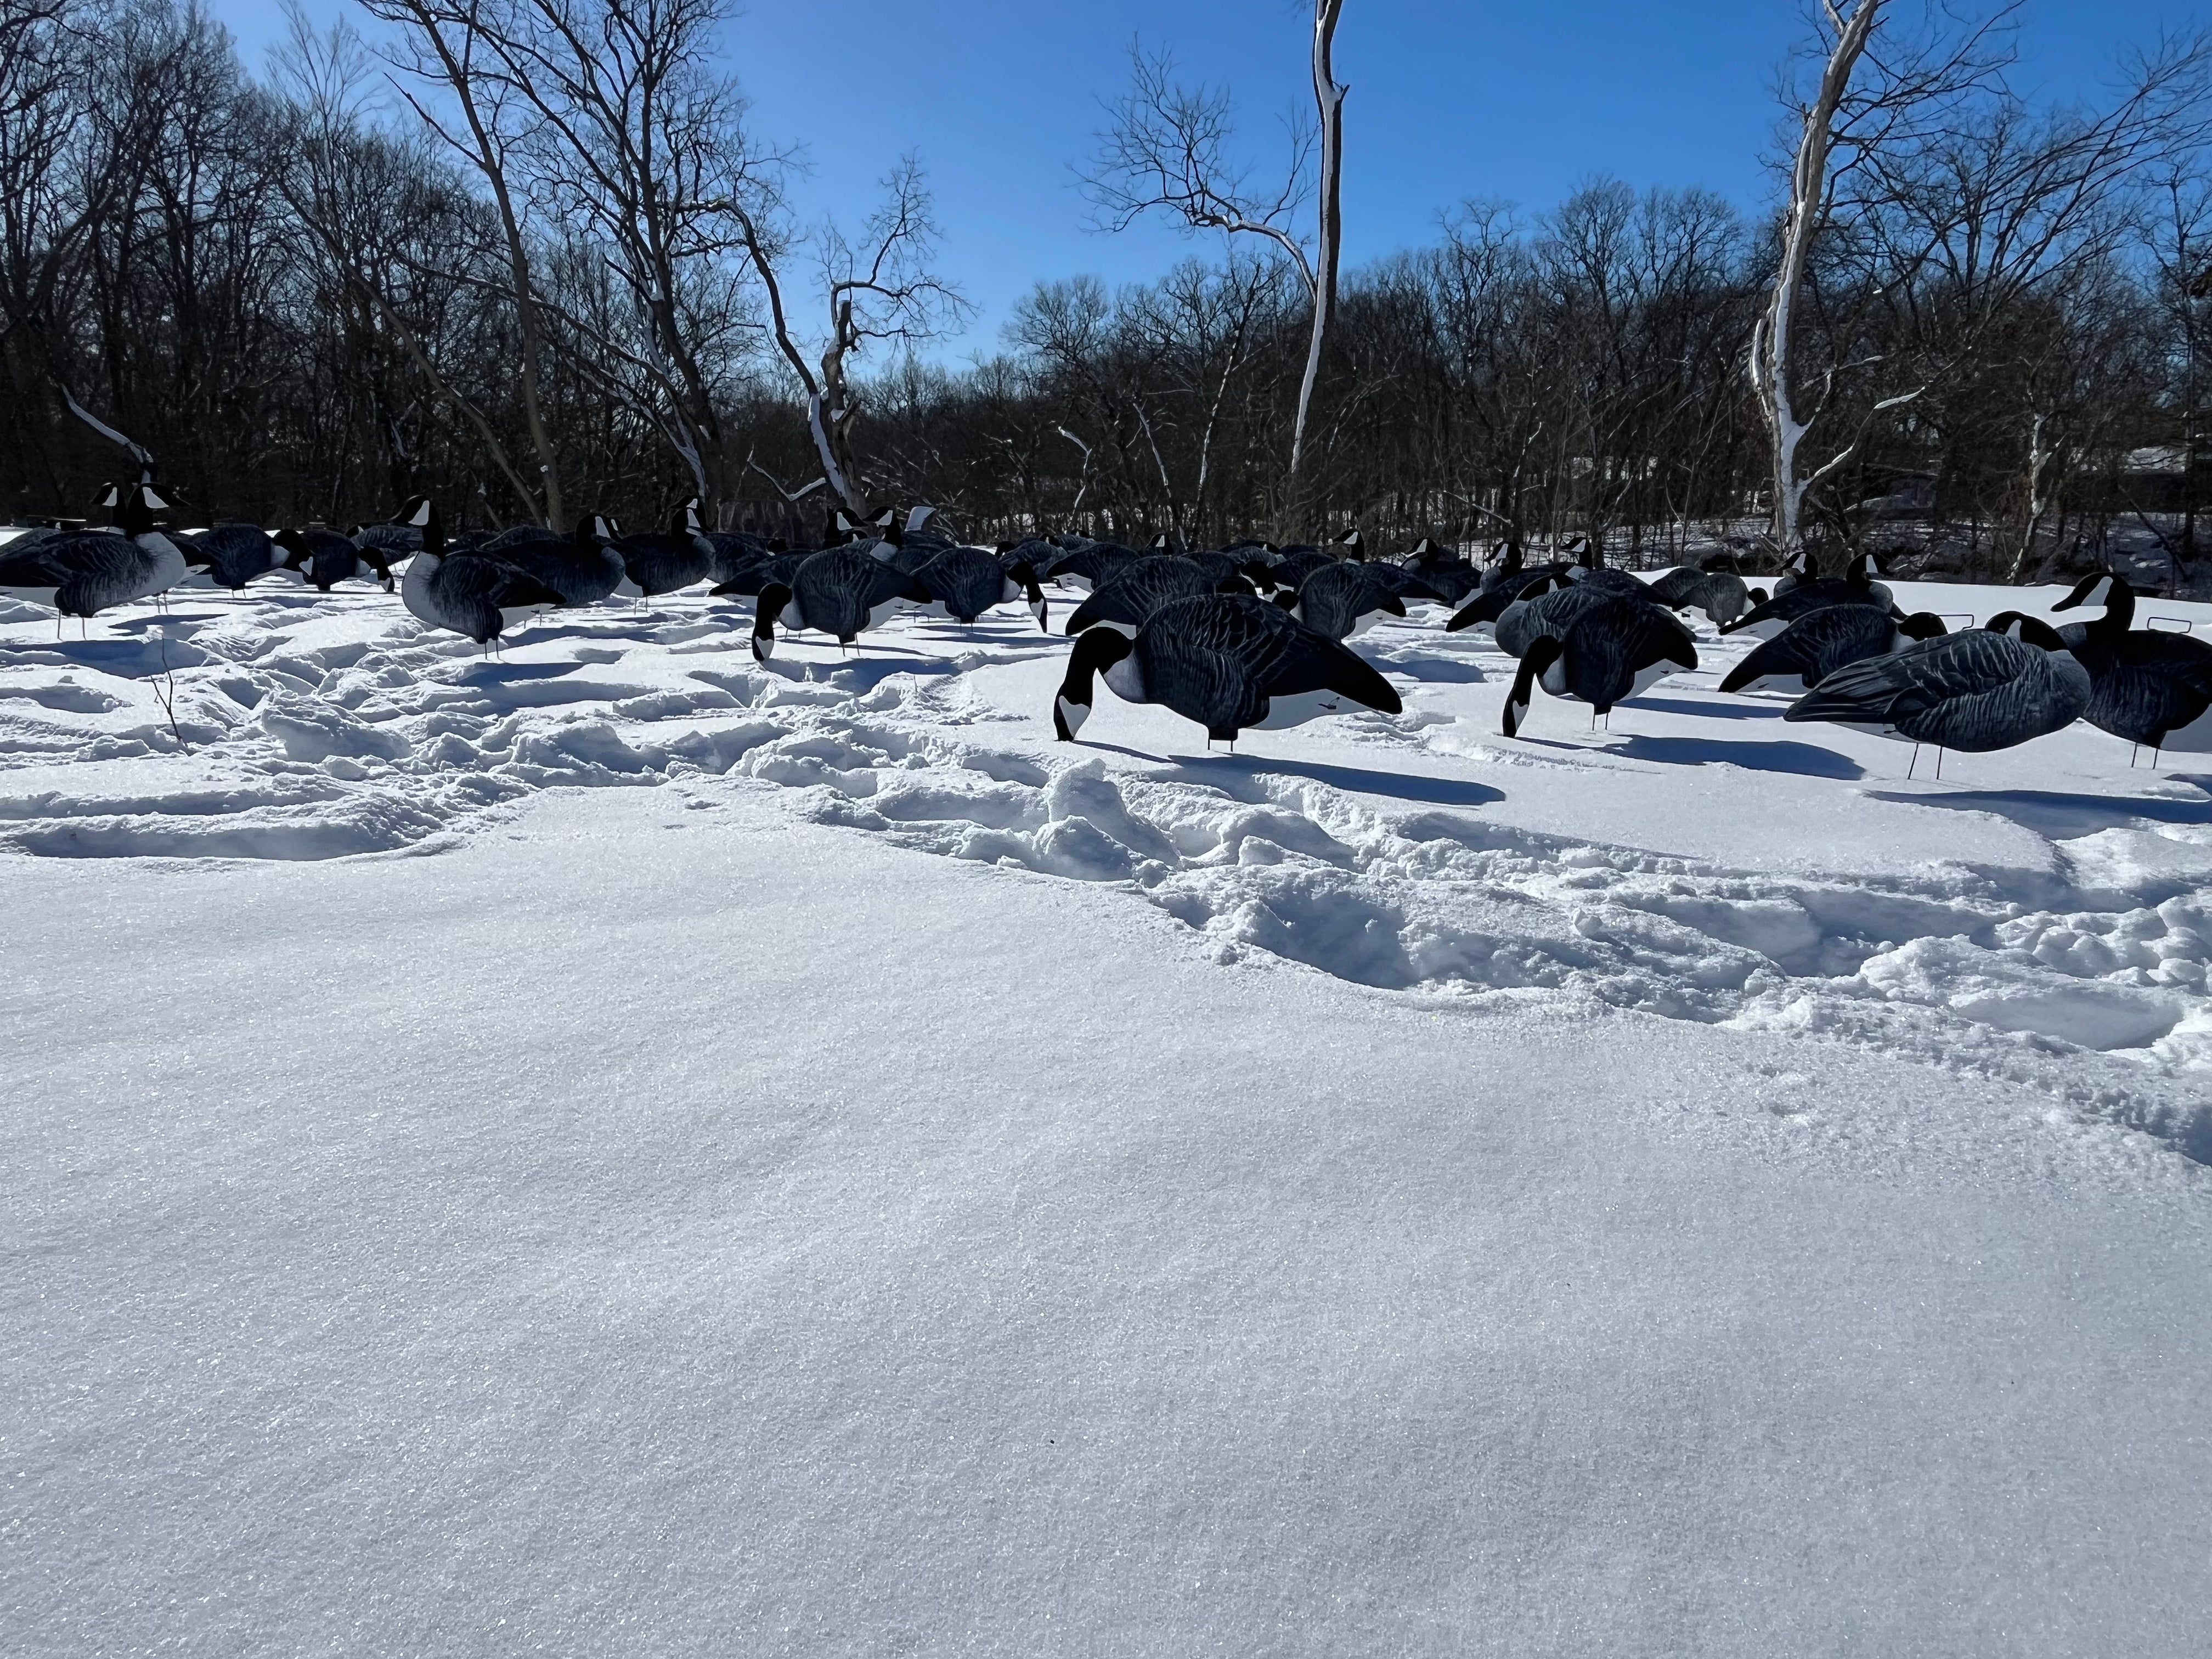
[3,0,2209,580]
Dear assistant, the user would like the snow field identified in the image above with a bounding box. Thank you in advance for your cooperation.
[4,575,2209,1162]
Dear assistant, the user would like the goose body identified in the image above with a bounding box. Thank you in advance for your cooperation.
[0,484,189,616]
[177,522,283,592]
[494,517,627,606]
[2050,573,2212,753]
[1054,593,1403,743]
[702,529,777,586]
[394,496,565,644]
[1645,566,1753,627]
[1042,541,1139,594]
[913,545,1048,627]
[747,550,932,658]
[1722,554,1893,642]
[1719,606,1949,697]
[275,527,389,592]
[613,498,713,597]
[1397,537,1482,602]
[1492,578,1630,660]
[1064,555,1220,636]
[1783,616,2090,752]
[1284,560,1420,640]
[1499,595,1699,736]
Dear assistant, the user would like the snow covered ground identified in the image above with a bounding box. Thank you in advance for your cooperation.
[6,569,2212,1652]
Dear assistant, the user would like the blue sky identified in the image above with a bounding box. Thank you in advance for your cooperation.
[215,1,2206,360]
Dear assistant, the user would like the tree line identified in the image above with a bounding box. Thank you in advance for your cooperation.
[2,0,2209,582]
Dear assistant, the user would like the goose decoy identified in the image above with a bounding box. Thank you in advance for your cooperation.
[747,549,933,660]
[1042,540,1139,594]
[1279,560,1442,641]
[1644,566,1753,626]
[613,497,713,598]
[1177,548,1264,590]
[0,483,189,622]
[1486,574,1663,661]
[2049,572,2212,759]
[1053,592,1403,745]
[710,546,813,599]
[493,515,627,606]
[1267,546,1338,588]
[1561,538,1646,599]
[1396,537,1482,603]
[1063,554,1223,636]
[1782,613,2090,770]
[177,522,284,592]
[1445,568,1571,638]
[396,496,566,645]
[1499,593,1699,737]
[1720,551,1892,641]
[274,526,392,591]
[702,529,780,586]
[912,544,1049,628]
[354,518,422,567]
[1771,548,1816,596]
[1719,605,1949,696]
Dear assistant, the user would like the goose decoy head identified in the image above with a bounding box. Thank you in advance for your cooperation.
[1006,562,1048,630]
[675,495,706,537]
[115,483,170,538]
[1239,560,1278,594]
[1986,612,2066,650]
[397,495,445,556]
[2050,572,2139,613]
[1053,626,1135,741]
[1898,612,1949,641]
[906,504,938,534]
[1342,528,1365,561]
[751,580,795,662]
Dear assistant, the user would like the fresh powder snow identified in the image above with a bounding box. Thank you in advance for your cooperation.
[5,567,2211,1654]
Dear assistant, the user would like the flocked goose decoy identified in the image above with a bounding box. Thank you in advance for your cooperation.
[396,496,566,646]
[2050,572,2212,759]
[613,497,713,599]
[748,548,934,660]
[1499,592,1699,737]
[1054,592,1403,746]
[0,483,189,623]
[1782,613,2090,774]
[1722,551,1893,641]
[1064,554,1226,636]
[911,544,1049,628]
[493,515,628,607]
[177,522,284,593]
[1719,605,1949,696]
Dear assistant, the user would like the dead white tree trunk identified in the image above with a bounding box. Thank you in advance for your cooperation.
[1749,0,1881,554]
[1287,0,1346,494]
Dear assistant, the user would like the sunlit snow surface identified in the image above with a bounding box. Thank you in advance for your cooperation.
[9,568,2212,1654]
[5,573,2209,1158]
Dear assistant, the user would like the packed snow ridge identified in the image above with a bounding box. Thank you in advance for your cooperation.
[4,576,2210,1164]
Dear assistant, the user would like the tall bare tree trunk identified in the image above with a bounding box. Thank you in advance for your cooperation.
[1750,0,1880,553]
[1286,0,1345,499]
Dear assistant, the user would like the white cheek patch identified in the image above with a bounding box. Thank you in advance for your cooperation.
[1056,696,1091,733]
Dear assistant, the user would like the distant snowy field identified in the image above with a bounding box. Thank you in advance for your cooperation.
[7,566,2212,1653]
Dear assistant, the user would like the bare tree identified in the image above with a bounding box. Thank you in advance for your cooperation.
[731,157,966,515]
[1292,0,1347,493]
[1749,0,2016,554]
[365,0,567,528]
